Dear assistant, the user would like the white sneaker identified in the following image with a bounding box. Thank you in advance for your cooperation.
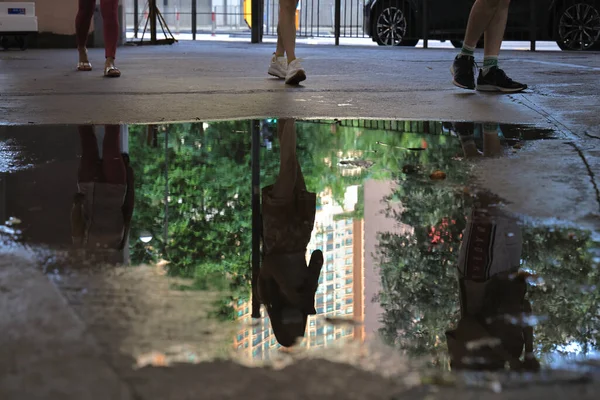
[285,59,306,85]
[268,54,287,79]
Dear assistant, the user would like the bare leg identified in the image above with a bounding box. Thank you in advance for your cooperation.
[463,0,506,48]
[482,123,502,157]
[483,0,510,57]
[272,119,299,200]
[75,0,95,63]
[278,0,299,62]
[78,125,101,182]
[102,125,127,184]
[275,24,285,57]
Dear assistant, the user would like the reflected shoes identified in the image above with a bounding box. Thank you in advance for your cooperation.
[268,54,288,79]
[285,59,306,85]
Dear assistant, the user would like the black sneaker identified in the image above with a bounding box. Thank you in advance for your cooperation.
[476,67,527,93]
[451,55,476,90]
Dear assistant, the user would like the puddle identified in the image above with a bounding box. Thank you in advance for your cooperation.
[0,119,598,384]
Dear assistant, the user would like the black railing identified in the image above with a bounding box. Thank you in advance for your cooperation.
[125,0,600,51]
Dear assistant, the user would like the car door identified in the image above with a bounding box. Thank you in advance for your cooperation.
[427,0,474,38]
[505,0,534,40]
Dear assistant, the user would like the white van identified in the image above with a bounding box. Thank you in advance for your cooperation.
[0,2,38,50]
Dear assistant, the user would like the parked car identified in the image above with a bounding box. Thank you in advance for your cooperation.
[363,0,600,51]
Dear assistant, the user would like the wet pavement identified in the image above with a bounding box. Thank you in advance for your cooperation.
[1,118,599,399]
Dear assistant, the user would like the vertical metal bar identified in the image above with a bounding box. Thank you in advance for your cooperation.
[251,120,261,319]
[163,126,169,256]
[530,0,536,51]
[260,0,264,40]
[150,0,157,43]
[310,0,314,38]
[344,0,358,37]
[192,0,197,40]
[271,0,275,36]
[334,0,341,45]
[134,0,139,38]
[264,0,269,34]
[316,0,320,38]
[251,0,262,42]
[303,0,308,37]
[343,0,347,37]
[422,0,428,49]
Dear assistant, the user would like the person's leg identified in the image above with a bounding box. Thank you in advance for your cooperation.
[102,125,127,184]
[482,0,509,75]
[452,0,504,90]
[272,119,298,200]
[100,0,121,76]
[78,125,101,182]
[461,0,504,52]
[268,24,289,79]
[278,0,305,85]
[275,24,285,57]
[75,0,95,68]
[278,0,298,62]
[482,123,503,157]
[476,0,526,92]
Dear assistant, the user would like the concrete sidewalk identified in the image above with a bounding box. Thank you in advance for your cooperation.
[1,41,600,400]
[1,40,598,224]
[0,41,599,138]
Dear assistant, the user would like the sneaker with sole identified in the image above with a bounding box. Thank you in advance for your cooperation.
[268,54,287,79]
[476,67,527,93]
[451,55,476,90]
[285,59,306,85]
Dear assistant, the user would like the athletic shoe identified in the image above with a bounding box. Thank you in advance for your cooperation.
[285,59,306,85]
[268,54,287,79]
[476,67,528,93]
[451,54,476,90]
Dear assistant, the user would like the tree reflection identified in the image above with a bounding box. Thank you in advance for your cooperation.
[376,122,600,368]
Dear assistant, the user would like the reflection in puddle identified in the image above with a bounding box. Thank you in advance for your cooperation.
[0,119,598,380]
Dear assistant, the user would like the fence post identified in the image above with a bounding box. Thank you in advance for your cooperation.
[334,0,341,45]
[134,0,139,38]
[212,7,217,36]
[192,0,197,40]
[149,0,157,44]
[251,119,261,319]
[251,0,262,43]
[530,0,536,51]
[422,0,428,49]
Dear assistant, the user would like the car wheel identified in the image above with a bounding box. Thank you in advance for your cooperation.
[555,1,600,51]
[16,36,27,51]
[372,3,418,46]
[1,36,10,50]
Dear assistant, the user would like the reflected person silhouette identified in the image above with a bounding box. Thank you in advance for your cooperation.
[445,190,540,372]
[454,122,504,159]
[71,125,134,255]
[258,118,323,347]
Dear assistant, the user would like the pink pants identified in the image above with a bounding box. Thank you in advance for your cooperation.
[76,0,119,59]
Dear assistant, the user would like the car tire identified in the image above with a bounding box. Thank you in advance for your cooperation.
[1,36,9,50]
[554,0,600,51]
[372,2,418,47]
[16,36,27,51]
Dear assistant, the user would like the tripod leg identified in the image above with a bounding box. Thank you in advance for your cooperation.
[156,9,176,39]
[140,11,150,41]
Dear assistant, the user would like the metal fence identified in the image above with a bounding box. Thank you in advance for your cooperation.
[126,0,600,51]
